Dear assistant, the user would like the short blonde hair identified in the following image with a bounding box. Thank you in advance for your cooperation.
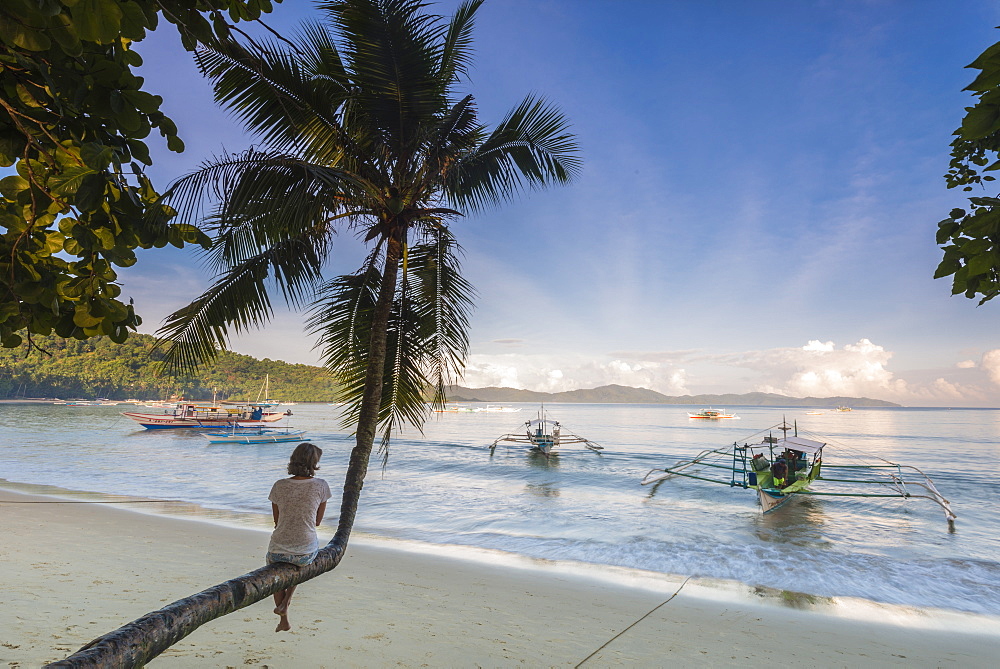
[287,443,322,477]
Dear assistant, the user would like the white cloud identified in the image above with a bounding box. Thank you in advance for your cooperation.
[727,338,995,404]
[459,354,689,395]
[982,350,1000,386]
[956,360,977,369]
[803,340,835,352]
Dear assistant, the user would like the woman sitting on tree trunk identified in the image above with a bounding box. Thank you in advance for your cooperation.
[267,443,332,632]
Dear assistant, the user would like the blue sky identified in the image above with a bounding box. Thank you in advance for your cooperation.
[121,0,1000,406]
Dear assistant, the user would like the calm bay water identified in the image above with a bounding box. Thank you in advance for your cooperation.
[2,402,999,616]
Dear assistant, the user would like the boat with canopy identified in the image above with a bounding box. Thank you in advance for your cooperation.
[688,408,739,419]
[122,401,290,429]
[490,407,603,457]
[641,420,956,526]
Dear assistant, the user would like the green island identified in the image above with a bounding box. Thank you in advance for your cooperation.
[0,333,340,402]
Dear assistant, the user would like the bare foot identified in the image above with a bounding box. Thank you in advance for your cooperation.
[273,605,286,616]
[275,616,291,632]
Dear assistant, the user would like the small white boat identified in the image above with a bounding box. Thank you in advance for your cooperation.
[688,408,739,419]
[482,405,521,413]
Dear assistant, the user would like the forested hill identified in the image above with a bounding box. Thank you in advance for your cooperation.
[0,334,340,402]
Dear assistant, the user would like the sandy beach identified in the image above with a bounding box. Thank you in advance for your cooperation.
[2,486,998,668]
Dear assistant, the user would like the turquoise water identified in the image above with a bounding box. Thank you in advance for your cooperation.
[2,403,998,616]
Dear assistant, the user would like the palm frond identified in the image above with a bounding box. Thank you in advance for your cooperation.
[195,35,352,158]
[447,94,581,211]
[155,231,326,373]
[406,226,474,407]
[324,0,452,151]
[306,230,471,454]
[163,148,374,235]
[440,0,484,82]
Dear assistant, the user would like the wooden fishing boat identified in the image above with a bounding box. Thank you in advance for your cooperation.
[641,420,956,526]
[122,402,290,429]
[490,407,603,457]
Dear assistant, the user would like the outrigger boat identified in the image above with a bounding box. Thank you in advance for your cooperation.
[688,408,739,420]
[641,421,956,526]
[490,407,603,457]
[201,423,306,445]
[122,402,290,429]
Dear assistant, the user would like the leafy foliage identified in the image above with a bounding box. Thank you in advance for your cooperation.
[0,0,282,350]
[0,330,341,400]
[937,35,1000,303]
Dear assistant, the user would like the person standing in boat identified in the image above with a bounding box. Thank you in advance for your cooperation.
[770,460,791,490]
[267,443,332,632]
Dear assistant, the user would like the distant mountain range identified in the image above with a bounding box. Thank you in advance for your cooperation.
[444,384,901,407]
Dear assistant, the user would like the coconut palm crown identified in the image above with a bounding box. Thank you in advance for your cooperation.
[156,0,579,544]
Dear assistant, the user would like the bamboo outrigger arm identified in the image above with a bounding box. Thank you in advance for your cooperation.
[640,447,734,486]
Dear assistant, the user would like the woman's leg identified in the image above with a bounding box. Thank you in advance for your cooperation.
[273,585,297,632]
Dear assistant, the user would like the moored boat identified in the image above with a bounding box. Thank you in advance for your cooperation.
[688,408,739,419]
[202,425,306,444]
[641,420,956,526]
[122,402,290,429]
[490,406,603,457]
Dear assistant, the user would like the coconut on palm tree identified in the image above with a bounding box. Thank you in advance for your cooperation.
[52,1,578,663]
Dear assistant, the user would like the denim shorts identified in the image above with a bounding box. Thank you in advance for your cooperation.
[266,550,318,567]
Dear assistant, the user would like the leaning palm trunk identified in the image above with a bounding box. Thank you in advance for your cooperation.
[48,239,403,668]
[45,549,345,668]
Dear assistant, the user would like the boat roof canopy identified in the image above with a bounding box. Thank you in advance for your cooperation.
[526,418,558,428]
[776,436,826,454]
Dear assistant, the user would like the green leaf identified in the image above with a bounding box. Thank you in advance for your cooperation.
[966,253,997,278]
[936,221,960,245]
[75,173,107,212]
[0,15,52,51]
[71,0,124,44]
[166,134,185,153]
[49,165,97,197]
[126,138,152,165]
[0,175,30,199]
[80,143,113,170]
[961,103,1000,139]
[48,12,83,57]
[73,306,102,328]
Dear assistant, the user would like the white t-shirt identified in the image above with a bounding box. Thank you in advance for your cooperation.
[267,477,333,555]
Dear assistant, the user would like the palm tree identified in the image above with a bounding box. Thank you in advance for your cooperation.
[50,0,578,664]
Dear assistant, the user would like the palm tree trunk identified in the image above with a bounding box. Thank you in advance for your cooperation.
[334,233,402,546]
[47,235,405,668]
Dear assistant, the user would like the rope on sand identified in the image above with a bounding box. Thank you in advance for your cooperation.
[574,575,694,668]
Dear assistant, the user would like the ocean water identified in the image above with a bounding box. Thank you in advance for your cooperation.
[2,402,999,617]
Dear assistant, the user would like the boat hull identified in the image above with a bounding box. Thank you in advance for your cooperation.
[122,411,287,429]
[758,488,795,513]
[202,430,306,444]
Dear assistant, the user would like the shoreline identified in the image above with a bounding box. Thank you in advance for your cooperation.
[3,486,999,667]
